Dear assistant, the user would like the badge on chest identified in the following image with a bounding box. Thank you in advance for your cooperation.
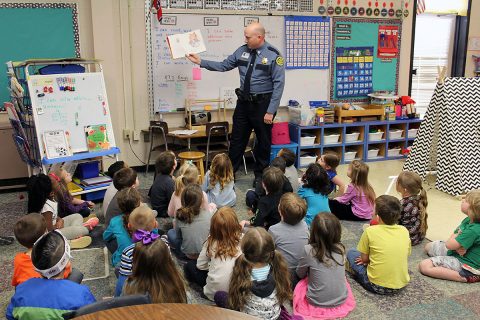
[241,52,250,59]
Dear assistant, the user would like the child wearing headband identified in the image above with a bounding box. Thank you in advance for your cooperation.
[6,231,96,320]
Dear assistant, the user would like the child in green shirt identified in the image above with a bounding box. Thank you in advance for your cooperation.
[419,189,480,283]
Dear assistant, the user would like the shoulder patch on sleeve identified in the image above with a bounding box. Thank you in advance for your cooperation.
[276,56,285,66]
[267,46,280,55]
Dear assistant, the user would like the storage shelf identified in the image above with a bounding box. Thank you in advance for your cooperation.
[42,147,121,165]
[289,119,422,166]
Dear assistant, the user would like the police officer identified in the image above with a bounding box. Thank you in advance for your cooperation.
[187,22,285,186]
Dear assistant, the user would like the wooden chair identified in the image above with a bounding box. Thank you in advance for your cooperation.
[177,151,206,183]
[198,121,230,170]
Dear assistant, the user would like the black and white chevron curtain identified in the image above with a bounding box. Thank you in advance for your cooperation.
[404,77,480,196]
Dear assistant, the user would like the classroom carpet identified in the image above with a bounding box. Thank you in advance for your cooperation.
[0,160,478,319]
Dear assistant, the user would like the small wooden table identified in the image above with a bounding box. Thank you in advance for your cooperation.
[167,127,232,150]
[73,303,258,320]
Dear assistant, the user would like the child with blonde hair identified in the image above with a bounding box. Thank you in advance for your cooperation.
[329,160,375,221]
[396,171,428,245]
[122,236,187,303]
[184,207,243,301]
[168,162,216,218]
[50,168,94,218]
[202,153,236,208]
[317,152,345,195]
[115,205,162,296]
[419,189,480,283]
[168,184,213,259]
[294,213,356,318]
[214,227,292,319]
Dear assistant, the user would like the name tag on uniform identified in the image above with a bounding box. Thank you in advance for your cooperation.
[241,52,250,59]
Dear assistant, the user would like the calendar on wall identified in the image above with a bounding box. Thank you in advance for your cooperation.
[335,47,374,98]
[284,16,330,69]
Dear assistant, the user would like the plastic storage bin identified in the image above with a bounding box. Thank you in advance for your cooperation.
[288,107,316,126]
[323,134,341,145]
[300,134,316,146]
[368,131,384,141]
[76,161,100,179]
[344,151,357,161]
[83,189,106,201]
[367,148,380,158]
[389,129,403,140]
[387,147,402,157]
[345,132,360,142]
[300,155,317,167]
[67,182,83,199]
[270,143,298,162]
[408,128,418,138]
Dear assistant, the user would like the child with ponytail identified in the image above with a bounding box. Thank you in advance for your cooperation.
[167,184,213,259]
[167,162,216,218]
[396,171,428,245]
[215,227,292,320]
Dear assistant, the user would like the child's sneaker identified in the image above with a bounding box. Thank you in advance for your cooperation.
[70,236,92,249]
[345,259,354,274]
[83,217,99,230]
[83,213,97,223]
[465,274,480,283]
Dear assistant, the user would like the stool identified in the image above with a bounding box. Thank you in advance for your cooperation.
[178,151,206,183]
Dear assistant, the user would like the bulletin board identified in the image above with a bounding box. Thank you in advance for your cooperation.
[150,14,330,113]
[0,3,79,108]
[330,17,402,102]
[28,72,116,154]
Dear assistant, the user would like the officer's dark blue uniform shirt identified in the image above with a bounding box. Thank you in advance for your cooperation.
[200,41,285,114]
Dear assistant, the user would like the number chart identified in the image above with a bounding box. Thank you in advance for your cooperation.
[335,47,374,98]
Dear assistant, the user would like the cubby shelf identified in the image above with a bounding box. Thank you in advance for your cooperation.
[289,119,422,168]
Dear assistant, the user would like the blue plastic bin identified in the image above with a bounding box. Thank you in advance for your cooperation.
[83,189,106,201]
[76,161,100,179]
[270,142,298,163]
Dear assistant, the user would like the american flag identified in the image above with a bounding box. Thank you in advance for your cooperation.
[416,0,426,14]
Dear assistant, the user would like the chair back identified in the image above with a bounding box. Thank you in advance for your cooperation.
[205,121,230,169]
[62,293,151,319]
[150,120,169,135]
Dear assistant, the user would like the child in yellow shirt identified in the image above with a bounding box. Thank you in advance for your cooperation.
[346,195,411,294]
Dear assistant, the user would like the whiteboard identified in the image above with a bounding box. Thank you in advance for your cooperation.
[28,72,116,154]
[151,14,330,112]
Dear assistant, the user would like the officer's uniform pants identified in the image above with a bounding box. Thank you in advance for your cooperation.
[228,95,273,178]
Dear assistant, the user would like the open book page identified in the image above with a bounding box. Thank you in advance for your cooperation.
[167,29,206,59]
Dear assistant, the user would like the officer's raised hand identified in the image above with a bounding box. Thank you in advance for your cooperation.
[186,53,201,65]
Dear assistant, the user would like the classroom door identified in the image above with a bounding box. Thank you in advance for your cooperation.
[411,14,456,116]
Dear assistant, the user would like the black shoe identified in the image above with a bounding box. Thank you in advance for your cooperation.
[252,177,261,188]
[0,236,14,246]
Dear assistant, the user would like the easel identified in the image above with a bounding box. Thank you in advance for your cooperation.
[185,98,227,130]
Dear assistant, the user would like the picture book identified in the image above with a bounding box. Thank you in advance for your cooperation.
[167,29,206,59]
[85,124,110,151]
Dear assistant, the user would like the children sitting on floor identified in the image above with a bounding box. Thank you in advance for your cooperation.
[122,232,188,304]
[396,171,429,246]
[269,192,309,287]
[418,189,480,283]
[102,161,127,218]
[115,205,163,296]
[167,184,213,260]
[278,148,300,193]
[184,207,243,301]
[27,174,95,249]
[202,153,236,208]
[12,213,83,286]
[168,162,216,219]
[103,187,143,266]
[6,231,96,320]
[214,227,292,319]
[50,168,94,218]
[317,152,345,195]
[105,167,140,227]
[246,157,292,214]
[298,163,331,226]
[294,213,356,319]
[329,160,375,221]
[149,151,177,217]
[347,195,411,295]
[241,166,285,230]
